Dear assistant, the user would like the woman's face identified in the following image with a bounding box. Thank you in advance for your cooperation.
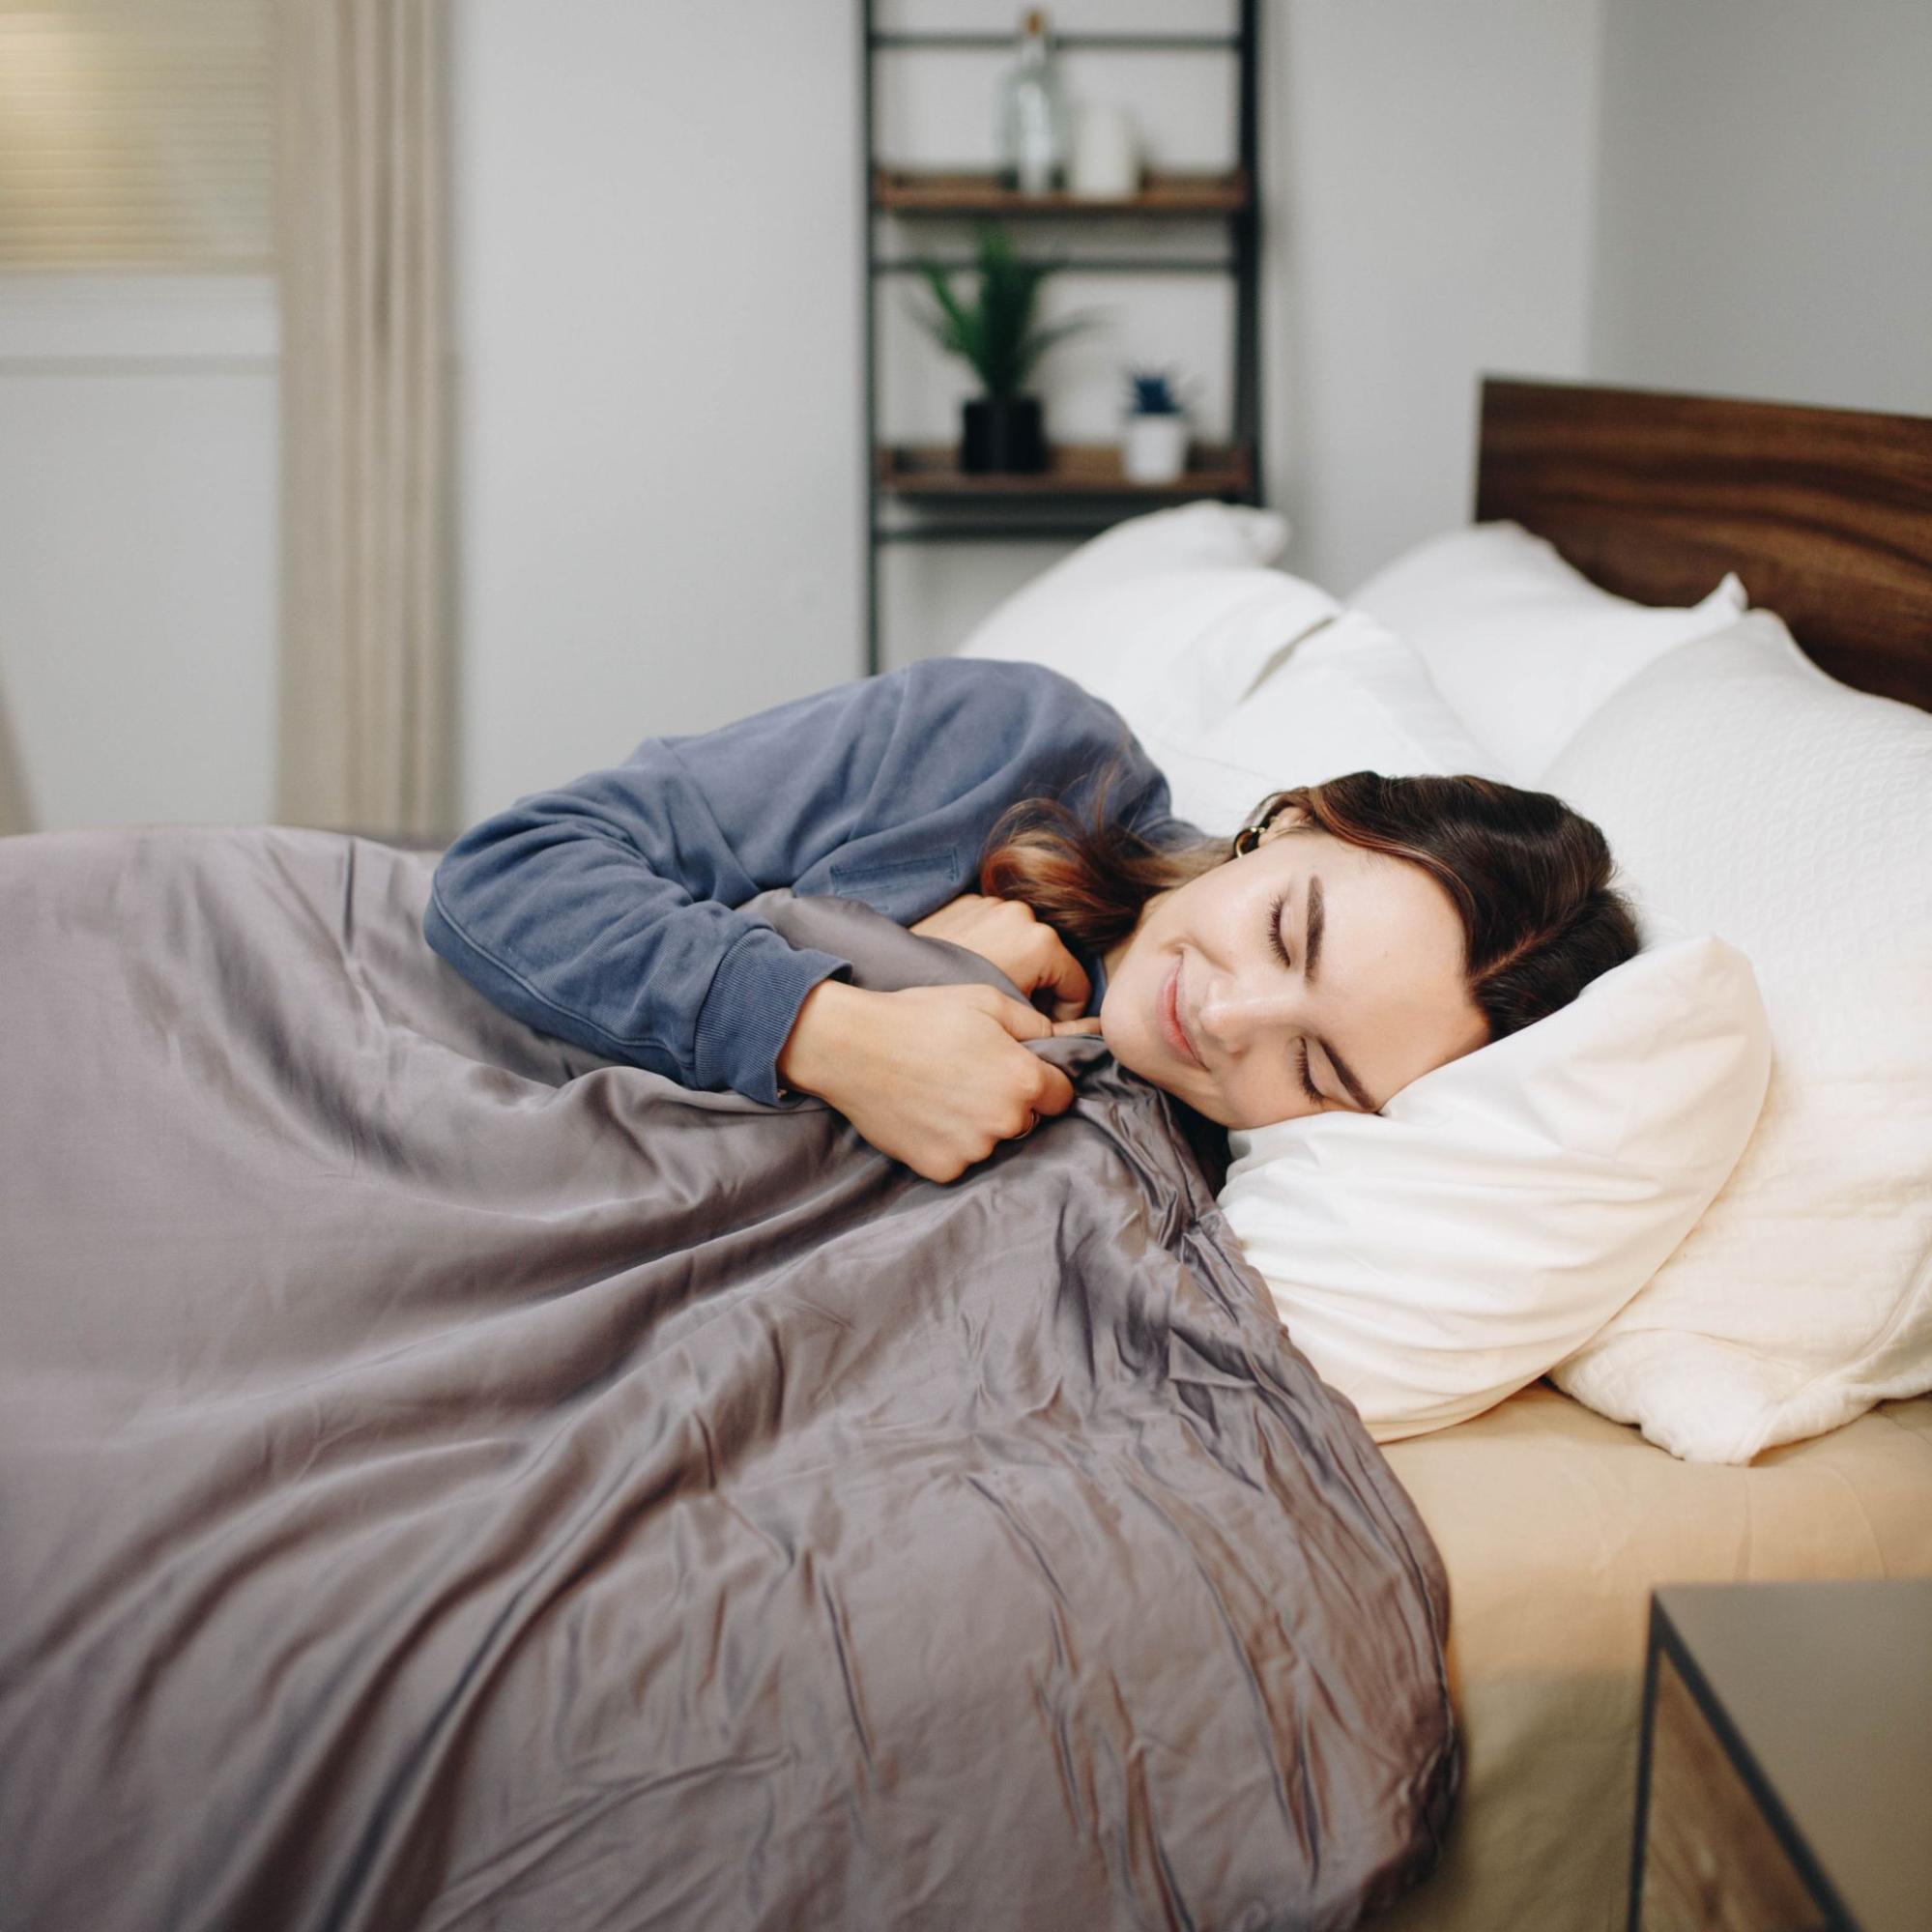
[1100,814,1489,1130]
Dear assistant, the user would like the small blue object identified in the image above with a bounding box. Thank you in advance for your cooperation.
[1125,368,1183,416]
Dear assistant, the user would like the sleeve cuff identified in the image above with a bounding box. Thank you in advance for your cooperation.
[693,926,853,1106]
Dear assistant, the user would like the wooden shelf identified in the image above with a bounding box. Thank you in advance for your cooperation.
[872,167,1251,217]
[871,32,1241,51]
[878,442,1253,499]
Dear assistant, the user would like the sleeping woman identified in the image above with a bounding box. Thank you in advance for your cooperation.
[424,653,1638,1175]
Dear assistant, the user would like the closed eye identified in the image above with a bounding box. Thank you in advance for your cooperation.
[1270,893,1329,1106]
[1296,1040,1324,1105]
[1267,889,1293,969]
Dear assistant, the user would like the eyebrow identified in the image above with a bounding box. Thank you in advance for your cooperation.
[1304,874,1378,1112]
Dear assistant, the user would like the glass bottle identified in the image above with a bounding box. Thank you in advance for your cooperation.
[995,9,1068,195]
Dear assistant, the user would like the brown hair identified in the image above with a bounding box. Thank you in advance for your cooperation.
[977,758,1639,1044]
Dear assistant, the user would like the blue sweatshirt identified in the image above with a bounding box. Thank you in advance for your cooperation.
[424,657,1194,1106]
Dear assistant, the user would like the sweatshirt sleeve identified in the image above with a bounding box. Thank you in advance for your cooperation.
[424,656,1185,1104]
[423,671,923,1106]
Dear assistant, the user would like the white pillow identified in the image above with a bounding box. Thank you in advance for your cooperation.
[1543,613,1932,1463]
[955,502,1337,746]
[1348,522,1748,782]
[1218,937,1771,1443]
[1139,612,1505,834]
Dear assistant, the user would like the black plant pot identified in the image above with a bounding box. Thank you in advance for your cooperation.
[961,394,1047,475]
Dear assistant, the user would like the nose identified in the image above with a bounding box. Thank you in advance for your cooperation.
[1194,968,1308,1057]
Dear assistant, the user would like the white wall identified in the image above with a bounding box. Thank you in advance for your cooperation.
[0,275,279,832]
[1591,0,1932,417]
[1268,0,1602,593]
[448,0,866,821]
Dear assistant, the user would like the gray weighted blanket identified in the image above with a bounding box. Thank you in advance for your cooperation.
[0,826,1456,1931]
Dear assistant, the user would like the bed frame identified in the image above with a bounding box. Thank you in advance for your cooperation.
[1473,376,1932,712]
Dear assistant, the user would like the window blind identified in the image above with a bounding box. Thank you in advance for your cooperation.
[0,0,271,269]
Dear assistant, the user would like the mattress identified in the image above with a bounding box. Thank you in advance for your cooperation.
[1372,1381,1932,1932]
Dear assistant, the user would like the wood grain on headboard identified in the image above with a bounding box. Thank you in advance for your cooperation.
[1474,377,1932,710]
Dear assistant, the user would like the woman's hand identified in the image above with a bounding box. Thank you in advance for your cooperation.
[908,893,1091,1021]
[776,980,1101,1184]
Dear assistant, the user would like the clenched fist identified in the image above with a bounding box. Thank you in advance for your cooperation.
[775,980,1101,1183]
[908,892,1092,1021]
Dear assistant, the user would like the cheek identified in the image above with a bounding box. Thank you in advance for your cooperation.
[1225,1064,1315,1132]
[1097,981,1142,1068]
[1100,966,1178,1087]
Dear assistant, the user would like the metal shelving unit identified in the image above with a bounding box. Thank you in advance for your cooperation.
[860,1,1264,675]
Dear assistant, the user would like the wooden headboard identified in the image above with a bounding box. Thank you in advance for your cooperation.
[1473,377,1932,711]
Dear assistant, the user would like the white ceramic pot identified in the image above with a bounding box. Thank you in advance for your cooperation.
[1122,414,1189,484]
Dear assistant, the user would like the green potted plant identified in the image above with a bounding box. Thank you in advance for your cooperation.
[1121,366,1194,484]
[910,222,1099,474]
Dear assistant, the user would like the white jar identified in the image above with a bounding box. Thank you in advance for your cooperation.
[1122,414,1189,483]
[1070,103,1139,200]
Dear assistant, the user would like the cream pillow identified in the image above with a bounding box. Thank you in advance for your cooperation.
[1139,613,1504,834]
[1543,614,1932,1462]
[1348,522,1747,781]
[954,502,1337,746]
[1218,937,1771,1443]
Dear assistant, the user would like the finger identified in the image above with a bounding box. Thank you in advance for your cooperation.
[985,995,1055,1043]
[1029,1062,1078,1117]
[1052,1016,1104,1035]
[1028,934,1091,1017]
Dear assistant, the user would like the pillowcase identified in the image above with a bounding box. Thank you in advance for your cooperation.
[954,502,1338,747]
[1217,936,1771,1443]
[1543,613,1932,1463]
[1347,521,1748,782]
[1137,612,1504,835]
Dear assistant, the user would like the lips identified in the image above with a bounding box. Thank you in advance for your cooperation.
[1160,959,1205,1070]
